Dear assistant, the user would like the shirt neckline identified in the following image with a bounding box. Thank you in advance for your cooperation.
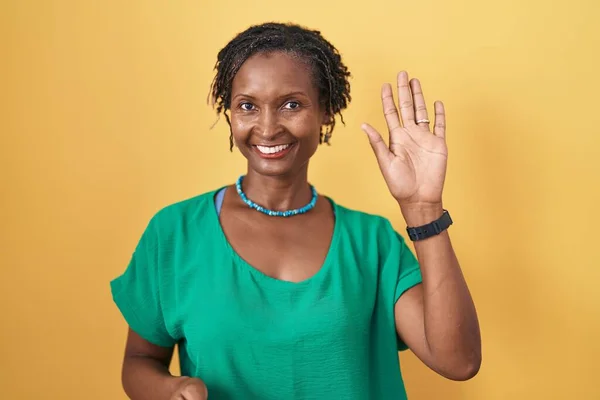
[208,185,341,287]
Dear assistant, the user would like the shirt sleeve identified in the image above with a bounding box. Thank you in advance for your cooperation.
[110,216,176,348]
[393,232,423,351]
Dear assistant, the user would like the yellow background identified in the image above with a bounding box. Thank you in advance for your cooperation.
[2,0,599,398]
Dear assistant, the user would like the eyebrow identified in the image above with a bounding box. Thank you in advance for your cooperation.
[232,91,309,101]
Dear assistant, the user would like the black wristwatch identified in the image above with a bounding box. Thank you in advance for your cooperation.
[406,210,453,241]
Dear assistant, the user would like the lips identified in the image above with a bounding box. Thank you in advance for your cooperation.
[252,143,295,159]
[255,144,291,154]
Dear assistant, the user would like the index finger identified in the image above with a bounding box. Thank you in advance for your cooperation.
[433,101,446,138]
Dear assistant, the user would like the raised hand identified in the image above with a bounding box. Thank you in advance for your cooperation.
[362,71,448,207]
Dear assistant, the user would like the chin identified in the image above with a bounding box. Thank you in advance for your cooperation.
[248,160,299,177]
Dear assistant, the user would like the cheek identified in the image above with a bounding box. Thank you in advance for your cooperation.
[292,119,321,157]
[230,115,250,142]
[292,113,322,140]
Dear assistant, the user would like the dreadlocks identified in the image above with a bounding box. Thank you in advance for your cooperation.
[208,22,352,150]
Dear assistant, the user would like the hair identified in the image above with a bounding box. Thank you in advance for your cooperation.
[208,22,352,151]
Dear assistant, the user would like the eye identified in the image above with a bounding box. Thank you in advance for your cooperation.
[283,101,300,110]
[240,102,255,111]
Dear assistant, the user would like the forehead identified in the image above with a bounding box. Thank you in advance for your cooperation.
[231,51,317,98]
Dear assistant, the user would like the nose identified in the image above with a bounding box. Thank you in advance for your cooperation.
[256,108,283,139]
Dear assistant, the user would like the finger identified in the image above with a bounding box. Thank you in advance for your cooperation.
[410,78,430,127]
[397,71,415,126]
[381,83,401,134]
[361,123,391,163]
[433,101,446,138]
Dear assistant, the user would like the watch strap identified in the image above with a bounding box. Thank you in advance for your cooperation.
[406,210,453,241]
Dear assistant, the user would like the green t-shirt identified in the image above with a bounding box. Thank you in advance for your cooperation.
[110,188,423,399]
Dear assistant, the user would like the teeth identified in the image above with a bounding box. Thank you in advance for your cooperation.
[256,144,290,154]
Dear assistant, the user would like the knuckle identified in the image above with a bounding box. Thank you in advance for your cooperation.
[370,135,384,144]
[400,100,413,109]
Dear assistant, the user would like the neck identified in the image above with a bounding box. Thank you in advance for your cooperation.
[240,168,313,211]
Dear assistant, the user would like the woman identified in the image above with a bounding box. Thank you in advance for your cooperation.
[110,22,481,400]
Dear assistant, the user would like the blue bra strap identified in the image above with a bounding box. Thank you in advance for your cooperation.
[214,187,227,216]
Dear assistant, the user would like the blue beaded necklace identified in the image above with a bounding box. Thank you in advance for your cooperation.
[235,175,318,217]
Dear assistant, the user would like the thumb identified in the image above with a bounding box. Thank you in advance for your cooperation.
[361,123,390,163]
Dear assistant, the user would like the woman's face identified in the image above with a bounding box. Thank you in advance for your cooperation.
[230,51,327,178]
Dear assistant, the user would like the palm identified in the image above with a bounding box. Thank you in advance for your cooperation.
[362,71,448,205]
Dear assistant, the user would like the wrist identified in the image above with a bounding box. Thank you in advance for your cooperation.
[399,202,444,227]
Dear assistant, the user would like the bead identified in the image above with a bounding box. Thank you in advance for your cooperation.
[235,175,318,217]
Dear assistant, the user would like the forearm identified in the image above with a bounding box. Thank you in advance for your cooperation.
[402,203,481,375]
[122,355,186,400]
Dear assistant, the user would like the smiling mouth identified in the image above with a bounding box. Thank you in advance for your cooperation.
[252,143,295,159]
[255,144,292,154]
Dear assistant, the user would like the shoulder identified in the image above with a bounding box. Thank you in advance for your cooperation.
[330,198,416,280]
[153,188,219,221]
[143,187,223,240]
[333,199,397,233]
[331,198,407,247]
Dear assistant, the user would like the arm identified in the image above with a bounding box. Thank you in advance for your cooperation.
[122,328,207,400]
[394,204,481,380]
[111,216,208,399]
[121,328,179,399]
[362,71,481,380]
